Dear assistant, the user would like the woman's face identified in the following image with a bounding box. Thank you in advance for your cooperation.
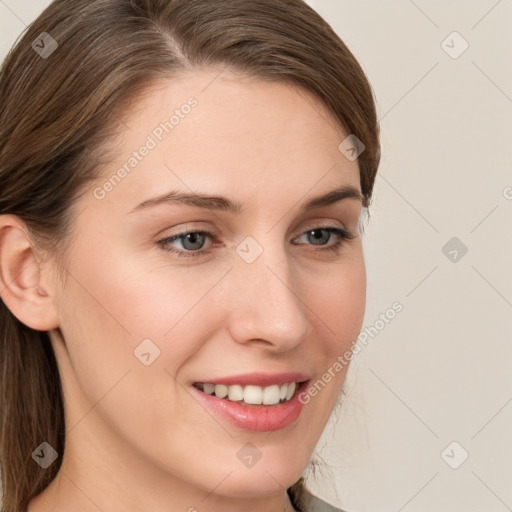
[46,68,366,506]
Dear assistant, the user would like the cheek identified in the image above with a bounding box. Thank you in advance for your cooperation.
[55,251,221,461]
[297,253,366,404]
[304,253,366,352]
[56,246,235,414]
[61,244,228,342]
[332,261,366,339]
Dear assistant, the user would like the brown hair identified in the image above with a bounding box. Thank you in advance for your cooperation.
[0,0,380,510]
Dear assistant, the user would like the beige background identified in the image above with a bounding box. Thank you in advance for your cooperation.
[1,1,511,511]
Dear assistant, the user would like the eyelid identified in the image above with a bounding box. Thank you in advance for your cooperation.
[156,222,220,240]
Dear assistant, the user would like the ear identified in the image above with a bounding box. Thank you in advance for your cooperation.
[0,215,59,331]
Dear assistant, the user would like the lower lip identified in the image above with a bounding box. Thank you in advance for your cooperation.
[190,381,309,432]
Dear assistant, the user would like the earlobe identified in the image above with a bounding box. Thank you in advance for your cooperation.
[0,215,59,331]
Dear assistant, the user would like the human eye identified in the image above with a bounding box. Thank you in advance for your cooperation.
[293,225,356,255]
[157,225,356,259]
[157,229,217,258]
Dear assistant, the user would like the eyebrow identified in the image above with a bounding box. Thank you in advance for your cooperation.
[128,184,364,215]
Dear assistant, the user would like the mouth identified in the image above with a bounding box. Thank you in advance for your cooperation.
[192,380,305,407]
[190,375,311,432]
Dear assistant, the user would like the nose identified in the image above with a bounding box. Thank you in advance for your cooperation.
[225,241,314,353]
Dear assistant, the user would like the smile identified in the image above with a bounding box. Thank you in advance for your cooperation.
[193,381,299,406]
[190,376,310,432]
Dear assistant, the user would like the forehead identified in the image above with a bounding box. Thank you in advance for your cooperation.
[116,68,346,152]
[86,69,360,216]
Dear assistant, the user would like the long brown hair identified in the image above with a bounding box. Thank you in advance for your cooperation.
[0,1,380,510]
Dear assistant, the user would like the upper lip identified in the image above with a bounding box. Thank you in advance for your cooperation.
[193,372,311,387]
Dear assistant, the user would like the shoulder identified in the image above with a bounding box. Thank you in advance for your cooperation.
[298,487,349,512]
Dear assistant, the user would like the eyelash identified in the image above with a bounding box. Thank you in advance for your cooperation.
[157,226,356,259]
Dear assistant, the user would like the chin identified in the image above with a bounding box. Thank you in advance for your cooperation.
[216,452,308,499]
[216,472,301,500]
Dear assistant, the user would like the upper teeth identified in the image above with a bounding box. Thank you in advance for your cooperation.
[196,382,297,405]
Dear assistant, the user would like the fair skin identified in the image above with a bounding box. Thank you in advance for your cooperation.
[0,68,366,512]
